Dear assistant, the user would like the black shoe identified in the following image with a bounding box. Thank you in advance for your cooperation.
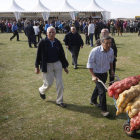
[17,40,20,41]
[57,103,66,108]
[29,46,32,48]
[34,46,37,48]
[10,38,12,41]
[90,102,100,108]
[74,65,77,69]
[39,92,46,99]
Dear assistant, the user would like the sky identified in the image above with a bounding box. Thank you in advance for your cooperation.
[0,0,139,18]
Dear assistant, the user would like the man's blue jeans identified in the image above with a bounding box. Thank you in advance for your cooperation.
[89,33,94,46]
[91,72,108,111]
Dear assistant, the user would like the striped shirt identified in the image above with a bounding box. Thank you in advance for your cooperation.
[87,45,114,73]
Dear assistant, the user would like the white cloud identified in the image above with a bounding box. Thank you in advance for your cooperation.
[111,0,138,4]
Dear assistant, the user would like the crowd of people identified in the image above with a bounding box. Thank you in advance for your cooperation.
[0,18,140,35]
[1,17,140,116]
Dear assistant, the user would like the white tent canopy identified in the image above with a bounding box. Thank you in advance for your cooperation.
[79,0,111,21]
[52,0,78,20]
[3,0,25,12]
[25,0,51,21]
[26,0,50,12]
[2,0,25,21]
[80,0,105,12]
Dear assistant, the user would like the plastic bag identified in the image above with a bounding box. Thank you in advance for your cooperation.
[116,85,140,115]
[130,111,140,131]
[108,75,140,99]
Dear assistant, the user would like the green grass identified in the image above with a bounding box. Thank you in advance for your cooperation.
[0,32,140,140]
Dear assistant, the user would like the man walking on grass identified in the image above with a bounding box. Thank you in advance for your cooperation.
[35,26,69,108]
[64,26,84,69]
[24,21,37,48]
[87,35,114,117]
[10,22,20,41]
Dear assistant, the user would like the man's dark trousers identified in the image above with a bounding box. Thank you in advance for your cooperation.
[27,35,36,47]
[10,31,19,40]
[69,46,79,65]
[91,72,108,111]
[85,34,90,44]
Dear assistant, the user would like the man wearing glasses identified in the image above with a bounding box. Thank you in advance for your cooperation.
[95,29,117,85]
[87,35,114,117]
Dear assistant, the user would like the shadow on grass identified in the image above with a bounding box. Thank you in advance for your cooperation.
[132,131,140,139]
[46,100,127,120]
[0,43,4,45]
[20,40,28,42]
[116,68,125,71]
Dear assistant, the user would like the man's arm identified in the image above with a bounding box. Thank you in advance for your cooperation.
[88,68,98,82]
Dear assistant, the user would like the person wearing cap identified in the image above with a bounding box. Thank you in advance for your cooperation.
[87,35,114,117]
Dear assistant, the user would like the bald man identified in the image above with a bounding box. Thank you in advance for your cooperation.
[64,26,84,69]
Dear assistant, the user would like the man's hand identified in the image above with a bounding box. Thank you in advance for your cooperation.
[64,68,69,74]
[66,45,69,49]
[81,46,83,48]
[92,76,98,83]
[35,68,40,74]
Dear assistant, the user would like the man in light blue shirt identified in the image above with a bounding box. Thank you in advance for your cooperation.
[87,35,114,117]
[10,22,19,41]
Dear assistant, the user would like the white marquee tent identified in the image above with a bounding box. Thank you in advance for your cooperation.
[25,0,51,21]
[2,0,25,21]
[0,0,111,21]
[52,0,77,20]
[79,0,111,22]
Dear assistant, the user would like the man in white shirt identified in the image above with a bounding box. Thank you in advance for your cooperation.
[87,35,114,117]
[33,23,40,43]
[88,20,95,47]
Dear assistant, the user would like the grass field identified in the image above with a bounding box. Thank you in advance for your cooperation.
[0,32,140,140]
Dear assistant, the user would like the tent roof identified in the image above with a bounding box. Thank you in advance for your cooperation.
[25,0,51,12]
[79,0,105,12]
[52,0,77,12]
[3,0,25,12]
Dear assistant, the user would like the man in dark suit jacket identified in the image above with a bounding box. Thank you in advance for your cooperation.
[95,28,117,84]
[63,26,84,69]
[24,21,37,48]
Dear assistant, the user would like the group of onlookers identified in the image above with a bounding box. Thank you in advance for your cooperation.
[106,19,140,36]
[0,20,24,33]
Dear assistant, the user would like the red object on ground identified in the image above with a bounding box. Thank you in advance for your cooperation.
[130,111,140,131]
[108,75,140,99]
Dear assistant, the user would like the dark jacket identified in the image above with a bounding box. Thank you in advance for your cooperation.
[64,32,84,50]
[83,25,88,34]
[95,38,117,59]
[95,22,100,33]
[35,37,69,72]
[24,24,35,36]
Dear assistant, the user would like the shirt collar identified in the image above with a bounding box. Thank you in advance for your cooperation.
[46,37,56,43]
[100,45,111,52]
